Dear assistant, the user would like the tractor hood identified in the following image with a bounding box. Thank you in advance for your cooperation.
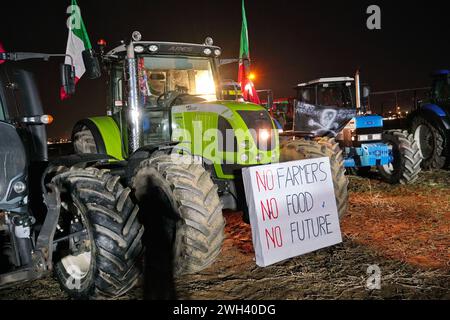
[171,100,279,177]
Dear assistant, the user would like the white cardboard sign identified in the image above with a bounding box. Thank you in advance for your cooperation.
[242,157,342,267]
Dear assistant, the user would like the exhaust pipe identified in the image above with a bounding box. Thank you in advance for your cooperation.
[126,42,142,153]
[355,69,361,114]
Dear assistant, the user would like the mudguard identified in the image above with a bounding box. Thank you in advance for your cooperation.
[72,116,124,160]
[408,106,450,132]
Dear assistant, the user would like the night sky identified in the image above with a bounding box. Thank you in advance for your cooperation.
[1,0,449,138]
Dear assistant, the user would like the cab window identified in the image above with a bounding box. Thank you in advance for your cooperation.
[297,88,315,104]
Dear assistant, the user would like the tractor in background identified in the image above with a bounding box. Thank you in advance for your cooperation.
[0,51,143,299]
[409,70,450,170]
[290,73,422,184]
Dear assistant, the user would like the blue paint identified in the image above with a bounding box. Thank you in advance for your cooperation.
[422,104,446,117]
[433,69,450,76]
[354,115,383,129]
[272,118,283,130]
[344,144,391,167]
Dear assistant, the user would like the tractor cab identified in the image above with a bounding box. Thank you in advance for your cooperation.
[92,34,278,171]
[294,77,395,170]
[294,77,357,136]
[431,70,450,103]
[104,38,223,147]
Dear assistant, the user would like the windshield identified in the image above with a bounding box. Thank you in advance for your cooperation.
[317,83,354,108]
[139,56,217,107]
[433,78,450,100]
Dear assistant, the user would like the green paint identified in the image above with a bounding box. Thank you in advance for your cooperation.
[70,0,92,49]
[240,0,250,59]
[89,116,124,160]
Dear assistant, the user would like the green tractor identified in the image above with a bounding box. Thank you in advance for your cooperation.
[71,32,348,280]
[72,32,279,274]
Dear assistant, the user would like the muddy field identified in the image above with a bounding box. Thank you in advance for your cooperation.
[1,171,449,300]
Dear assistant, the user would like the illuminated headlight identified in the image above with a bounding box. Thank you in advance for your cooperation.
[372,133,382,140]
[134,45,145,53]
[240,154,249,162]
[278,128,284,134]
[214,49,222,57]
[149,45,159,53]
[203,48,212,56]
[259,129,270,141]
[358,133,382,142]
[13,181,26,194]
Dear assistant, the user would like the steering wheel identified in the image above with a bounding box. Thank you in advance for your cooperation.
[156,90,179,107]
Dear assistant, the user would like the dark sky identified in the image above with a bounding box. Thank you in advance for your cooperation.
[1,0,449,138]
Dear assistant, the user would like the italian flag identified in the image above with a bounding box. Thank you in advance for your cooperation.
[61,0,93,100]
[238,0,260,104]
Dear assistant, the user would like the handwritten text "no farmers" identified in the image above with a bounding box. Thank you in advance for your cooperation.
[254,161,334,250]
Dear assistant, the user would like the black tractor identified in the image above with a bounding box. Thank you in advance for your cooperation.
[409,70,450,170]
[0,52,143,299]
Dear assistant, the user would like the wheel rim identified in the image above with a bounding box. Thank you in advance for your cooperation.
[58,202,92,280]
[414,124,434,159]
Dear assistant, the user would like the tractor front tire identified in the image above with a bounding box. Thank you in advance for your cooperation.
[411,116,447,170]
[377,130,422,184]
[132,154,225,276]
[52,168,144,299]
[280,139,349,218]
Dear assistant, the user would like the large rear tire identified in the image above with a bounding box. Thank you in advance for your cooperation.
[411,116,446,170]
[132,154,225,276]
[377,130,422,184]
[280,139,349,218]
[52,168,144,299]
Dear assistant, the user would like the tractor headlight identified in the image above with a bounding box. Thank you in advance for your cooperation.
[214,49,222,57]
[13,181,26,194]
[240,154,249,162]
[134,45,145,53]
[259,129,270,142]
[149,45,159,53]
[358,135,369,142]
[358,133,382,142]
[203,48,212,56]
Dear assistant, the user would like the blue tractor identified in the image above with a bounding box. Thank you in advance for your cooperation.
[409,70,450,170]
[290,75,422,184]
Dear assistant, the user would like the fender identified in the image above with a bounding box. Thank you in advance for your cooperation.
[408,105,450,131]
[72,116,124,160]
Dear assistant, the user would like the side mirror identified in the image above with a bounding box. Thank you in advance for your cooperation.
[362,85,371,98]
[82,49,101,79]
[61,64,76,95]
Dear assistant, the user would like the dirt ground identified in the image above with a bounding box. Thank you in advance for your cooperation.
[1,171,449,300]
